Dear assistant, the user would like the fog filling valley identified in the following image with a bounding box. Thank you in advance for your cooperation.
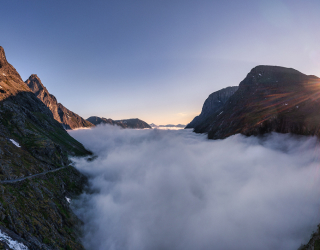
[69,125,320,250]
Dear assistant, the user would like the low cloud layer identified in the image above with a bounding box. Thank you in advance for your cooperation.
[69,125,320,250]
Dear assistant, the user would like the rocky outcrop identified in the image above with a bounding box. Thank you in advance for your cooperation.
[25,74,94,130]
[192,65,320,139]
[185,86,238,129]
[87,116,151,129]
[0,46,91,249]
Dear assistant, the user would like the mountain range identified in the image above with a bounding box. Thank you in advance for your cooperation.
[150,123,186,128]
[87,116,151,129]
[25,75,151,130]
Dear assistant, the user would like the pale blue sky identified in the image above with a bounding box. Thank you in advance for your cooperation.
[1,0,320,124]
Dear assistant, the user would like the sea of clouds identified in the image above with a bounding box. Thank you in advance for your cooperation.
[69,125,320,250]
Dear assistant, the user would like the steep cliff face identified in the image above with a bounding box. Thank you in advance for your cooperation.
[0,46,91,249]
[25,75,94,130]
[87,116,151,129]
[186,86,238,129]
[196,65,320,139]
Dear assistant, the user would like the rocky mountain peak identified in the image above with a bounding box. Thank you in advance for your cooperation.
[29,73,41,81]
[251,65,302,75]
[25,74,45,93]
[240,65,306,89]
[0,46,7,68]
[0,46,23,82]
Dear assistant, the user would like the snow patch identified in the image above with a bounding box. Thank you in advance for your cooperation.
[9,139,21,148]
[2,73,6,76]
[258,73,262,76]
[0,230,28,250]
[66,197,71,203]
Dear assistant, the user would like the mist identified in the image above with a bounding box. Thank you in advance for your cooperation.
[69,125,320,250]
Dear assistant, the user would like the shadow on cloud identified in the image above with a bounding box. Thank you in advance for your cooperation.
[69,125,320,250]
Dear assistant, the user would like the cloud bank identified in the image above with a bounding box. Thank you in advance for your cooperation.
[69,125,320,250]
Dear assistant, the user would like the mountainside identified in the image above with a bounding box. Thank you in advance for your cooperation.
[87,116,151,129]
[25,75,94,130]
[193,65,320,140]
[185,86,238,129]
[0,46,91,249]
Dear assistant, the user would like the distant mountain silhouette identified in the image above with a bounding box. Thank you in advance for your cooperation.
[151,123,186,128]
[25,74,94,130]
[87,116,151,129]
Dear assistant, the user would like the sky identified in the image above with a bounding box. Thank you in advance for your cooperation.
[69,126,320,250]
[1,0,320,124]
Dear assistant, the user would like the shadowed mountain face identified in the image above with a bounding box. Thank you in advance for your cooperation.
[0,46,91,249]
[192,65,320,139]
[25,74,94,130]
[87,116,151,129]
[186,86,238,129]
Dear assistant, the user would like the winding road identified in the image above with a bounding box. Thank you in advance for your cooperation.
[0,167,67,184]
